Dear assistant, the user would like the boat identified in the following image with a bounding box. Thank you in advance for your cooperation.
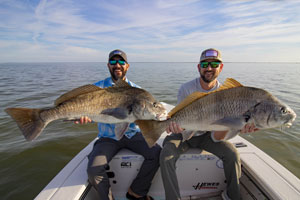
[35,103,300,200]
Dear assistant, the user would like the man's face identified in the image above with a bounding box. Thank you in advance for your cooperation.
[198,59,223,83]
[107,55,129,81]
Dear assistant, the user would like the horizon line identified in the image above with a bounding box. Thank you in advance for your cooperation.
[1,61,300,64]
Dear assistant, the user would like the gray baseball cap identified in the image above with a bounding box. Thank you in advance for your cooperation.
[108,49,128,62]
[200,48,222,62]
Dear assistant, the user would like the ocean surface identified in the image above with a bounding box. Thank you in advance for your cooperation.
[0,62,299,199]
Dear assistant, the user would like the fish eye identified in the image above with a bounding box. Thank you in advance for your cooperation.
[153,102,158,108]
[281,107,288,114]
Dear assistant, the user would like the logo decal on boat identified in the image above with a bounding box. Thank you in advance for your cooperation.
[179,154,216,161]
[193,182,220,190]
[121,155,143,161]
[121,162,132,168]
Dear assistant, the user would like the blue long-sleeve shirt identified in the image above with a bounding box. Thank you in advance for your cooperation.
[93,77,141,140]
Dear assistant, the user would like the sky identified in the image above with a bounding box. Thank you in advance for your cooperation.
[0,0,300,62]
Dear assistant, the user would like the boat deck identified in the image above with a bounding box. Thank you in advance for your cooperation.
[83,165,268,200]
[35,134,300,200]
[81,144,269,200]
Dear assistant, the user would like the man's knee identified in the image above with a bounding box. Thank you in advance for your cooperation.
[142,144,161,161]
[160,144,178,166]
[160,136,183,167]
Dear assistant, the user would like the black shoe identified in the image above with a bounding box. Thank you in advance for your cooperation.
[126,192,154,200]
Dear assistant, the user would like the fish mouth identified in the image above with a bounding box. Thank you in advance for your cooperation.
[283,117,295,128]
[282,111,296,128]
[283,122,292,128]
[156,111,168,121]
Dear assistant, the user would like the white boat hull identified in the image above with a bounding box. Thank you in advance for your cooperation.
[35,103,300,200]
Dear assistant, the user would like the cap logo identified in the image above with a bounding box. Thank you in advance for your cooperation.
[205,50,218,57]
[112,50,122,55]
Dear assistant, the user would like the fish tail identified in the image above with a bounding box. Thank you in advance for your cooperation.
[135,120,167,147]
[5,107,47,141]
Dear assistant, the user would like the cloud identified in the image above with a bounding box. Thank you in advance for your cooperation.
[0,0,300,62]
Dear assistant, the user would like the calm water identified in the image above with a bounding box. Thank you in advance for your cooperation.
[0,62,299,199]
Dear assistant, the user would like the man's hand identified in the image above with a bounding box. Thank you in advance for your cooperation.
[74,116,92,124]
[240,123,259,134]
[166,121,184,134]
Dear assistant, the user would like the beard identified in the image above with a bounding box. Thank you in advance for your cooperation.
[200,70,218,83]
[109,67,126,81]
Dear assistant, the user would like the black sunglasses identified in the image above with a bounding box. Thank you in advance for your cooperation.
[200,61,221,68]
[109,60,126,65]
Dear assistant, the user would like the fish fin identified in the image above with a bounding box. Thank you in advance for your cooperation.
[101,108,129,119]
[114,123,129,140]
[135,120,167,147]
[212,117,245,130]
[181,130,195,141]
[222,78,243,88]
[168,78,243,117]
[168,92,205,117]
[5,108,47,141]
[55,85,102,106]
[224,129,241,140]
[114,79,132,88]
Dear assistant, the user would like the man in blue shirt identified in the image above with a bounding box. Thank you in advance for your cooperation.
[77,49,160,200]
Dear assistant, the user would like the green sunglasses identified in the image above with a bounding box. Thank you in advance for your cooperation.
[200,61,221,68]
[109,60,126,65]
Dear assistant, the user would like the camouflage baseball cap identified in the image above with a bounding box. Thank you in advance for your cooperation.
[108,49,128,62]
[200,48,222,62]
